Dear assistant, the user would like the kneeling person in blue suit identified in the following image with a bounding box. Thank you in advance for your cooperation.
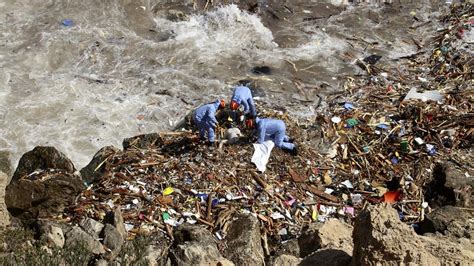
[246,117,297,155]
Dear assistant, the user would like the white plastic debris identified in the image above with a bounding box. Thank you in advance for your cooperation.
[351,194,363,204]
[251,140,275,172]
[124,223,134,232]
[278,228,288,235]
[325,188,334,194]
[414,137,425,145]
[331,116,342,123]
[271,212,285,220]
[403,88,443,102]
[129,185,140,193]
[341,180,354,189]
[106,199,114,208]
[186,218,197,224]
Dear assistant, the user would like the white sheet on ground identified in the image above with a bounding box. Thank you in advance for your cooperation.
[251,140,275,172]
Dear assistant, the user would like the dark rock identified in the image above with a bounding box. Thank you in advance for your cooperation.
[122,133,163,150]
[251,66,272,75]
[171,224,232,265]
[11,146,76,182]
[425,162,473,208]
[224,214,264,265]
[363,54,382,65]
[65,226,105,255]
[101,224,123,260]
[5,171,85,222]
[80,146,120,184]
[79,218,105,239]
[298,219,353,258]
[418,205,473,238]
[300,249,351,266]
[103,208,127,240]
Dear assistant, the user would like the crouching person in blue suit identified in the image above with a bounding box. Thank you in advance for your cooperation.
[245,117,298,155]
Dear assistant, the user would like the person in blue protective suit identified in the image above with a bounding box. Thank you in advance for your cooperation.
[246,117,298,155]
[193,99,225,145]
[230,85,257,118]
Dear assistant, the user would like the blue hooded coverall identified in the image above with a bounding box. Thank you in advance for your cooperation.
[255,117,295,150]
[231,86,257,117]
[193,100,220,143]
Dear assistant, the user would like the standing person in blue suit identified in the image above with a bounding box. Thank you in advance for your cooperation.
[193,99,225,145]
[230,83,257,118]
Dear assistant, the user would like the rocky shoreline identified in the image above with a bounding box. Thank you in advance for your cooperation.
[0,147,473,265]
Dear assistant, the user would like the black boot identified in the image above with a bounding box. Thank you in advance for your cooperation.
[290,145,298,156]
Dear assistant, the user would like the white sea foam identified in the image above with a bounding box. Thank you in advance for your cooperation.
[0,2,436,170]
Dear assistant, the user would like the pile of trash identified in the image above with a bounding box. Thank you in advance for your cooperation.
[63,3,472,244]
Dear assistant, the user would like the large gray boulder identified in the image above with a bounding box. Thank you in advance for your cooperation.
[298,219,353,258]
[79,218,105,239]
[103,208,127,241]
[5,171,84,221]
[224,214,264,265]
[426,162,473,207]
[38,221,65,248]
[170,224,233,266]
[11,146,75,182]
[418,205,473,238]
[352,204,439,265]
[102,224,124,260]
[65,226,105,255]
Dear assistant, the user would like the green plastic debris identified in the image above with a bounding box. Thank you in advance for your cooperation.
[346,118,359,128]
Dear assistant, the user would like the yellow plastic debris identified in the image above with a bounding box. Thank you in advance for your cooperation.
[163,187,174,196]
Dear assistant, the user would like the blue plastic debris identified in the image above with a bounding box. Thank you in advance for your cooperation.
[391,157,399,164]
[398,211,404,220]
[61,19,74,27]
[426,144,436,156]
[212,199,219,207]
[344,102,354,110]
[376,124,389,130]
[196,193,208,201]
